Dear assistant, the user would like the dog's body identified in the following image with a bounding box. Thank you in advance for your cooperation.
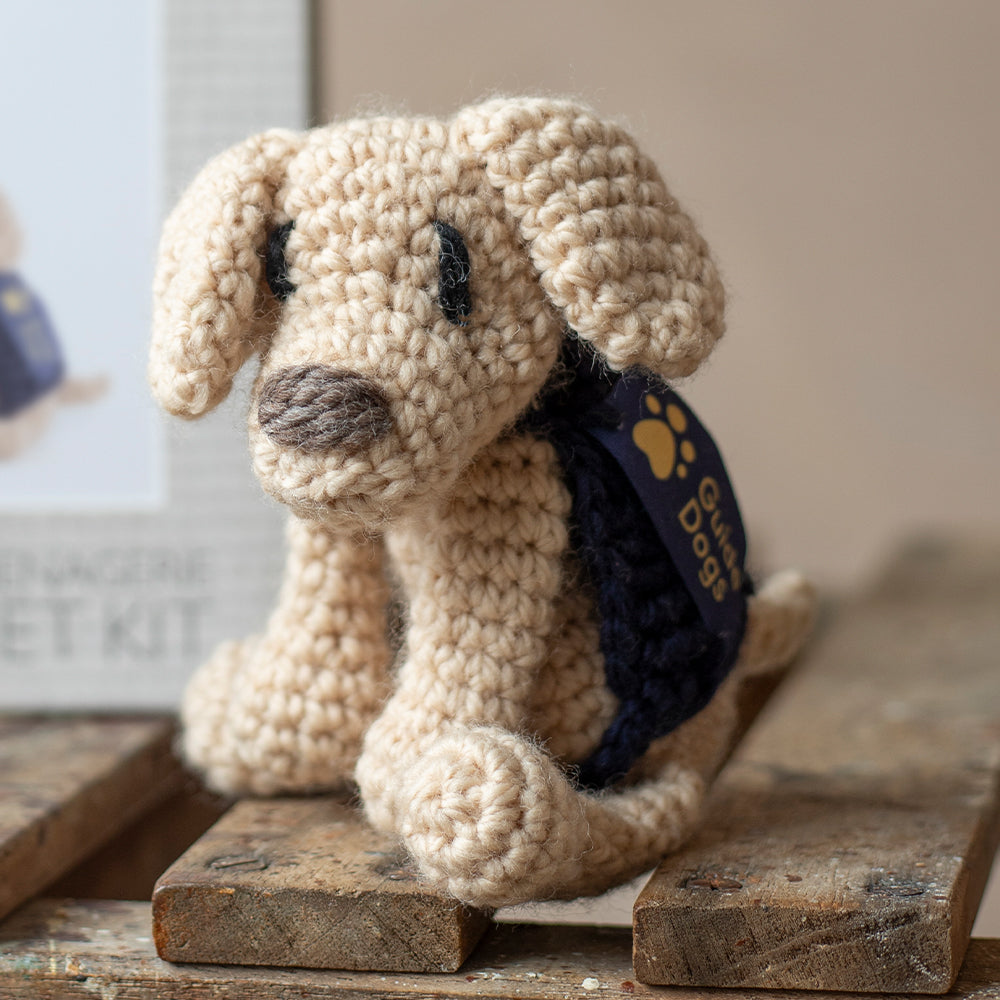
[150,99,815,907]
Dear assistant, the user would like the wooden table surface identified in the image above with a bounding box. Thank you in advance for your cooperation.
[634,537,1000,992]
[1,537,998,997]
[2,898,999,999]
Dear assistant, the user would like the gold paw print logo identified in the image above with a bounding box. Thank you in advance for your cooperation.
[632,394,696,480]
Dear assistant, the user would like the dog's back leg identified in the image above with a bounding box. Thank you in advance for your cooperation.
[557,570,818,900]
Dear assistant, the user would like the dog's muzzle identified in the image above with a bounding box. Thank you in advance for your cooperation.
[258,364,393,453]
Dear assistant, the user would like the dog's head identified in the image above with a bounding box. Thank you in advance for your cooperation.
[149,98,725,527]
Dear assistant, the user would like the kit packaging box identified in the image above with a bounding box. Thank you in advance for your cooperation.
[0,0,309,708]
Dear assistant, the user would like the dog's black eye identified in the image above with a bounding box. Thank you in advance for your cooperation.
[265,220,295,301]
[433,220,472,325]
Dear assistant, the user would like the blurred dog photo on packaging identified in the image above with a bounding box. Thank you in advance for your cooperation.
[149,97,816,908]
[0,190,107,461]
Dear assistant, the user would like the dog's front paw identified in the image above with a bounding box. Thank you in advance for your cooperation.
[181,637,260,794]
[391,727,591,908]
[182,634,376,796]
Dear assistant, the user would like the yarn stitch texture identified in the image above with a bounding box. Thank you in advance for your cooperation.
[149,97,817,908]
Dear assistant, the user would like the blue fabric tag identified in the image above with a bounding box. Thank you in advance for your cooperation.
[586,376,748,658]
[0,271,64,417]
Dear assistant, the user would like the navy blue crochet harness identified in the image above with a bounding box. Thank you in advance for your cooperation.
[520,336,753,790]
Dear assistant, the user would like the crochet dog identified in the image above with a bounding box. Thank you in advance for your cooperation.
[149,98,815,908]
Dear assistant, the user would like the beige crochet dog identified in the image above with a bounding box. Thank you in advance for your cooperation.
[149,98,815,908]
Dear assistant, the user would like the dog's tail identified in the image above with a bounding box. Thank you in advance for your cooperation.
[738,569,818,676]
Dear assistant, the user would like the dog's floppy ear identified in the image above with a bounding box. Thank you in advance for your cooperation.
[149,129,303,418]
[453,98,725,378]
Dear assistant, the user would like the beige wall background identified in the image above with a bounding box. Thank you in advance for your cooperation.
[316,0,1000,931]
[317,0,999,593]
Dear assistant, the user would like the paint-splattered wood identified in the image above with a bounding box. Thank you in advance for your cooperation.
[3,898,1000,999]
[0,715,183,922]
[152,797,491,972]
[634,540,1000,994]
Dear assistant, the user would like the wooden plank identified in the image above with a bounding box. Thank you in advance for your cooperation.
[633,542,1000,994]
[152,797,491,972]
[3,898,1000,999]
[0,715,184,922]
[47,784,230,902]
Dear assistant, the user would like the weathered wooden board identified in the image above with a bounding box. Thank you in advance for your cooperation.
[48,784,230,902]
[153,797,491,972]
[634,540,1000,994]
[3,897,1000,999]
[0,715,184,922]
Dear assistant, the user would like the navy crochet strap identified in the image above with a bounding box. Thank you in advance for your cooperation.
[521,336,752,789]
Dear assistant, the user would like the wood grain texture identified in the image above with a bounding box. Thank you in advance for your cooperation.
[0,715,184,922]
[152,797,491,972]
[633,540,1000,994]
[4,898,1000,999]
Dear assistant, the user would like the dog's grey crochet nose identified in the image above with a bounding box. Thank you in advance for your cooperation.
[258,364,393,453]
